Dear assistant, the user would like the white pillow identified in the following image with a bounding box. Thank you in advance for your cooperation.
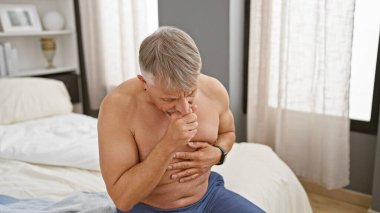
[0,77,73,124]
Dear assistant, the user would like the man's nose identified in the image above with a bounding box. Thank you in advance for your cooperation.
[176,97,190,115]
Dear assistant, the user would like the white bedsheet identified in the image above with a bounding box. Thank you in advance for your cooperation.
[0,158,106,200]
[0,113,312,212]
[212,143,312,213]
[0,113,99,171]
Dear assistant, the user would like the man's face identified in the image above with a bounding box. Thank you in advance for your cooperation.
[145,83,197,116]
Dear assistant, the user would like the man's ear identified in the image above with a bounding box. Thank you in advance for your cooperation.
[137,75,149,91]
[137,75,147,83]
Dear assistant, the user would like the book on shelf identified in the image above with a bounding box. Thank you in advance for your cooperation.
[0,42,19,76]
[0,43,6,77]
[11,48,19,75]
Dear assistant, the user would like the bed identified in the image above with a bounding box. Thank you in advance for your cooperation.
[0,77,312,213]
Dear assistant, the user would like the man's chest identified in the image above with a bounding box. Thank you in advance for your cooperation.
[133,104,219,161]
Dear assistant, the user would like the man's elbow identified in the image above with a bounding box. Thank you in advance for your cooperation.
[114,198,135,212]
[226,131,236,142]
[109,189,136,212]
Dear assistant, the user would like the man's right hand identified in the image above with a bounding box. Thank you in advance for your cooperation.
[163,105,198,147]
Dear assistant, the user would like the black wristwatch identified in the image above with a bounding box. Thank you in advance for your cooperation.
[214,145,228,165]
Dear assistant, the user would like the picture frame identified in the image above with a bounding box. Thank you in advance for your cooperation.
[0,4,42,33]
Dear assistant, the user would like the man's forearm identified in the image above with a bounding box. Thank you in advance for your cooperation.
[110,139,176,211]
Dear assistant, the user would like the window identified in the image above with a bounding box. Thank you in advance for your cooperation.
[243,0,380,134]
[350,0,380,134]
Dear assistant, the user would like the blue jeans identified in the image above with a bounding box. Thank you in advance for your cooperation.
[117,172,265,213]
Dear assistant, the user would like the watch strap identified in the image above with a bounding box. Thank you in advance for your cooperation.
[214,145,228,165]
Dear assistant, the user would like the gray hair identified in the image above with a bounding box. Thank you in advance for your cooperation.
[139,26,202,91]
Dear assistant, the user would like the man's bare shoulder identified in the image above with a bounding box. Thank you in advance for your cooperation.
[99,78,142,122]
[198,74,229,102]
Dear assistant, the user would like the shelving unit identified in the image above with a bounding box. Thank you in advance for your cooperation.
[0,30,73,37]
[0,0,83,112]
[0,0,80,77]
[9,66,76,77]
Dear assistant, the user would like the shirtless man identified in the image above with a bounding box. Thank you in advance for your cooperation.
[98,26,265,213]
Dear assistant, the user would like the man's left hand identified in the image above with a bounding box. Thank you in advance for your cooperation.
[167,142,221,183]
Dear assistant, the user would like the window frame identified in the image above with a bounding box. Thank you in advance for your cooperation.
[243,0,250,114]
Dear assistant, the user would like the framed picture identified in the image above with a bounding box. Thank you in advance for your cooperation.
[0,4,42,33]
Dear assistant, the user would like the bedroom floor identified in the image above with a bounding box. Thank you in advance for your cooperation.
[307,192,368,213]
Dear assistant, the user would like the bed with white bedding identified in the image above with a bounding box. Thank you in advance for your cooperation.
[0,78,312,212]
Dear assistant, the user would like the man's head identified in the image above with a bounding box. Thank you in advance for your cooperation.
[138,26,202,115]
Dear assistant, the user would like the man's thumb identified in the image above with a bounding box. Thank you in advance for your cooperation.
[170,111,181,120]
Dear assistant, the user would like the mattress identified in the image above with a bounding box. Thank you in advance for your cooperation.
[0,113,312,212]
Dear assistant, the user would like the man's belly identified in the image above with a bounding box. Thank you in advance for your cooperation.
[142,170,210,209]
[141,146,211,210]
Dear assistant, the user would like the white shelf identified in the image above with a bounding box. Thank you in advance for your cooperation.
[0,30,74,37]
[8,66,77,77]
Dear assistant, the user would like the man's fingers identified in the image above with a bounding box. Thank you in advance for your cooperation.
[187,142,209,149]
[185,121,198,131]
[191,104,198,113]
[167,161,193,171]
[171,168,198,180]
[174,152,194,160]
[179,173,199,183]
[182,113,197,124]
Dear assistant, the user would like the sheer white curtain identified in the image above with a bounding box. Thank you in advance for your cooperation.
[79,0,158,109]
[247,0,354,189]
